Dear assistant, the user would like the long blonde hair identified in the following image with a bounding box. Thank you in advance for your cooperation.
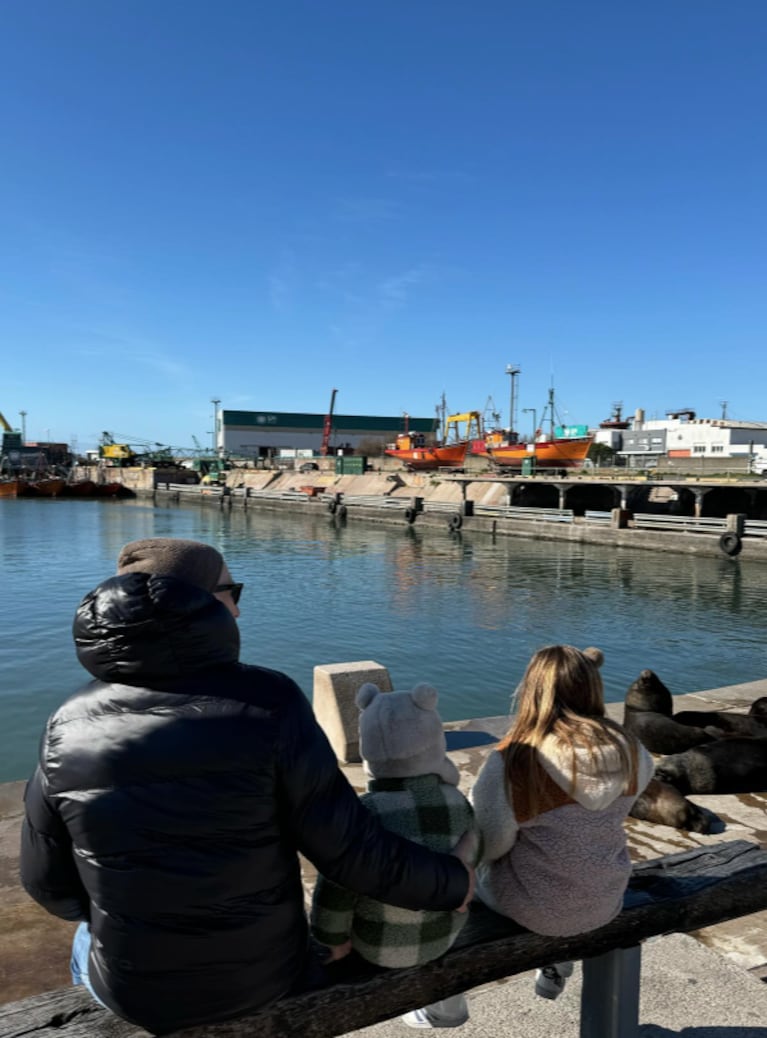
[497,645,639,819]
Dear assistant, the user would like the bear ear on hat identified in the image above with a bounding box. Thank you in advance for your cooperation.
[582,646,604,668]
[356,683,381,709]
[411,683,438,710]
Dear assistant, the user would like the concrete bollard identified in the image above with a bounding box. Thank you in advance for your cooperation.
[726,513,746,535]
[313,661,392,762]
[611,507,632,529]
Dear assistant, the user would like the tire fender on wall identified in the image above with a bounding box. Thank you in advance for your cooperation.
[719,531,742,557]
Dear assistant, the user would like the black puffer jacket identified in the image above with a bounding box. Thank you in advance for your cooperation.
[20,574,467,1034]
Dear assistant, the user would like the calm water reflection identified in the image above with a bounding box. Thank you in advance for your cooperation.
[0,497,764,782]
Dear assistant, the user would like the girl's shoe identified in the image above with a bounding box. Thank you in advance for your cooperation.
[534,961,574,1000]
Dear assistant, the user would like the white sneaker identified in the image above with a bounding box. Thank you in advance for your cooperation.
[402,1009,437,1029]
[402,994,469,1028]
[534,961,574,1000]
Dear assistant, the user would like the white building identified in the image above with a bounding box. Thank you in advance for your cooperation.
[611,410,767,469]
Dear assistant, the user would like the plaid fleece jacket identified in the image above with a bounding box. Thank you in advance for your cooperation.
[310,773,480,968]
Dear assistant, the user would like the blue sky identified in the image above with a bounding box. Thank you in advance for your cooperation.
[1,1,765,452]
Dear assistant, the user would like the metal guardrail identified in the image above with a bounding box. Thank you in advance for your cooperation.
[423,500,464,514]
[632,513,727,534]
[159,483,225,496]
[248,489,314,502]
[474,505,574,523]
[745,519,767,538]
[334,494,403,508]
[584,510,613,524]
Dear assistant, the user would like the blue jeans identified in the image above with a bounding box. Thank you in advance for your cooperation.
[70,922,107,1007]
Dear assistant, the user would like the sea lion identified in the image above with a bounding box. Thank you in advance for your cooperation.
[628,778,712,834]
[654,736,767,795]
[672,696,767,737]
[623,670,721,754]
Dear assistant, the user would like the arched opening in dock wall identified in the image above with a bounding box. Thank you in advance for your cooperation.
[700,486,757,518]
[624,485,697,516]
[509,483,560,508]
[564,484,621,516]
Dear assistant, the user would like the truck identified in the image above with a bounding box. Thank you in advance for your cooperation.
[750,448,767,477]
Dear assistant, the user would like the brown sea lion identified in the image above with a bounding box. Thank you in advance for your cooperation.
[623,670,721,755]
[628,778,712,834]
[654,736,767,795]
[673,696,767,737]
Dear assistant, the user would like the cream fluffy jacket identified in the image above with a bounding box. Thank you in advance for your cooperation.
[470,734,653,936]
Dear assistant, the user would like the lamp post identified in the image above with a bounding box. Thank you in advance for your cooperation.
[505,364,520,434]
[522,408,537,441]
[211,398,221,455]
[19,410,27,444]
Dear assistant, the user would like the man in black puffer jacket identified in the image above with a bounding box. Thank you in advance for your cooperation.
[20,538,472,1034]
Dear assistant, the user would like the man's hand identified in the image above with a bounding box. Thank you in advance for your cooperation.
[322,939,352,962]
[455,861,475,913]
[451,830,478,913]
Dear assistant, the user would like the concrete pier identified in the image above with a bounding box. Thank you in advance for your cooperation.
[3,677,767,1034]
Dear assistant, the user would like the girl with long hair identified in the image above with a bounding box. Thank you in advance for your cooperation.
[470,645,653,1000]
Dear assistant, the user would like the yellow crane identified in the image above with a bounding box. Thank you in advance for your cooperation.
[0,412,14,433]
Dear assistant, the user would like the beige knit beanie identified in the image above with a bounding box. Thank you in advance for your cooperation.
[116,538,224,593]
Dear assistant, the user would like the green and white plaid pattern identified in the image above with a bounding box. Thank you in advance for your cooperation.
[310,773,479,968]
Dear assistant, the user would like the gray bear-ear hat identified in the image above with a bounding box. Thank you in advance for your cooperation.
[356,682,460,786]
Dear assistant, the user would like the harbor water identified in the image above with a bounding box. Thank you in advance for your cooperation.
[0,496,765,784]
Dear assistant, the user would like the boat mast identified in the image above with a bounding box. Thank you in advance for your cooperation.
[436,393,447,441]
[505,364,520,435]
[547,386,555,439]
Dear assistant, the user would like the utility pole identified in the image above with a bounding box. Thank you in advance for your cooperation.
[19,410,27,444]
[505,364,520,434]
[211,398,221,456]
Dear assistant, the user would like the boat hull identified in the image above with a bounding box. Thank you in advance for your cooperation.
[63,480,98,496]
[489,437,593,470]
[18,478,67,497]
[0,480,19,498]
[384,444,468,471]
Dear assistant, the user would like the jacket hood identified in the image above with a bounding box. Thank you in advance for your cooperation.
[538,733,647,811]
[73,572,240,685]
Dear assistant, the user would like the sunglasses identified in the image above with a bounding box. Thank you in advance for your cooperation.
[215,582,243,605]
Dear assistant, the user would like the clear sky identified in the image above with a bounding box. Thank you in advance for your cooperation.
[2,1,766,452]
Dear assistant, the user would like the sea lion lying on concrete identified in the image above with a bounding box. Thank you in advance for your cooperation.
[623,670,722,754]
[672,696,767,737]
[654,736,767,795]
[628,778,712,834]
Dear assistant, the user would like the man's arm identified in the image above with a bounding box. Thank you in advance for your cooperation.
[19,767,90,921]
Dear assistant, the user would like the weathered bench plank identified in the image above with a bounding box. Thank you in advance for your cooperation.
[3,841,767,1038]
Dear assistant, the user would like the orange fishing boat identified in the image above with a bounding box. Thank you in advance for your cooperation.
[385,411,483,471]
[485,388,593,471]
[0,479,19,498]
[487,434,593,470]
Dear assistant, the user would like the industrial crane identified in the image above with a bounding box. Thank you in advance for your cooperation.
[320,388,338,456]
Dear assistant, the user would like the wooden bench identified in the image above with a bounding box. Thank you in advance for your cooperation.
[3,840,767,1038]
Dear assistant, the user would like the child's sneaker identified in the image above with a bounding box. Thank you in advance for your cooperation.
[534,961,574,1000]
[402,994,469,1028]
